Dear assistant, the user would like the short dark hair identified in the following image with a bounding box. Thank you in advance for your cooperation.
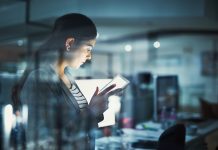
[52,13,97,40]
[37,13,97,63]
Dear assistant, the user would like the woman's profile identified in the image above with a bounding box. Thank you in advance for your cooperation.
[20,13,119,150]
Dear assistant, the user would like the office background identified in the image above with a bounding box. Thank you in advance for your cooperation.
[0,0,217,149]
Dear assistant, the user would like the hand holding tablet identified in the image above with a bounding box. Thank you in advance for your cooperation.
[100,75,129,93]
[75,75,130,127]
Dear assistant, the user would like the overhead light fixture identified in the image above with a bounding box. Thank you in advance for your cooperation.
[124,44,132,52]
[153,41,160,48]
[17,40,24,46]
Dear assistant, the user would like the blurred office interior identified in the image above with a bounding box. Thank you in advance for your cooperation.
[0,0,218,149]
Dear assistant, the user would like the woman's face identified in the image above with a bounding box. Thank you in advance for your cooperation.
[66,39,96,69]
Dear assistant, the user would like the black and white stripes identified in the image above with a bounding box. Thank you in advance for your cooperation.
[69,83,88,110]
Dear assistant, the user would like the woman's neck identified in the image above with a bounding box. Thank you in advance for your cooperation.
[52,61,71,88]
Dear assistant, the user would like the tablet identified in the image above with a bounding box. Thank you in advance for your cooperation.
[100,75,129,93]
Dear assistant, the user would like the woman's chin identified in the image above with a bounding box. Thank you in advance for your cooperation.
[70,62,83,69]
[69,64,80,69]
[75,64,82,69]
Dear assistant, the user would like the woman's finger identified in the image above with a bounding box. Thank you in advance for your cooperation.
[99,84,116,95]
[93,87,99,96]
[107,88,123,96]
[116,90,124,96]
[90,87,99,102]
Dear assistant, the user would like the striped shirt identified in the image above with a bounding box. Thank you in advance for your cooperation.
[69,83,88,110]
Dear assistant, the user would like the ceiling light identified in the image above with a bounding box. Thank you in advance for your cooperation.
[125,44,132,52]
[17,40,24,46]
[153,41,160,48]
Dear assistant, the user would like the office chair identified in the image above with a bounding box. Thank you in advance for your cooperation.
[157,124,186,150]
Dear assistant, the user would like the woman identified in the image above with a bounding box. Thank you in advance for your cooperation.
[20,13,118,150]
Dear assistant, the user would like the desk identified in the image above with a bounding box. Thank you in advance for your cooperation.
[186,120,218,150]
[95,120,218,150]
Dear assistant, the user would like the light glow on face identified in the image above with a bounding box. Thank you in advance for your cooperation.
[67,39,96,69]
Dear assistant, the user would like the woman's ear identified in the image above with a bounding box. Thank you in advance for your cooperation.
[65,37,75,51]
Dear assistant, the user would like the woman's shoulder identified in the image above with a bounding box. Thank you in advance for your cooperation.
[27,67,59,83]
[21,67,60,97]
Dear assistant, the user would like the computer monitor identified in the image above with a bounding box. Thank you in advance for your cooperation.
[153,75,179,121]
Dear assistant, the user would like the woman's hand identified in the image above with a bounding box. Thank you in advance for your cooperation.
[88,84,121,117]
